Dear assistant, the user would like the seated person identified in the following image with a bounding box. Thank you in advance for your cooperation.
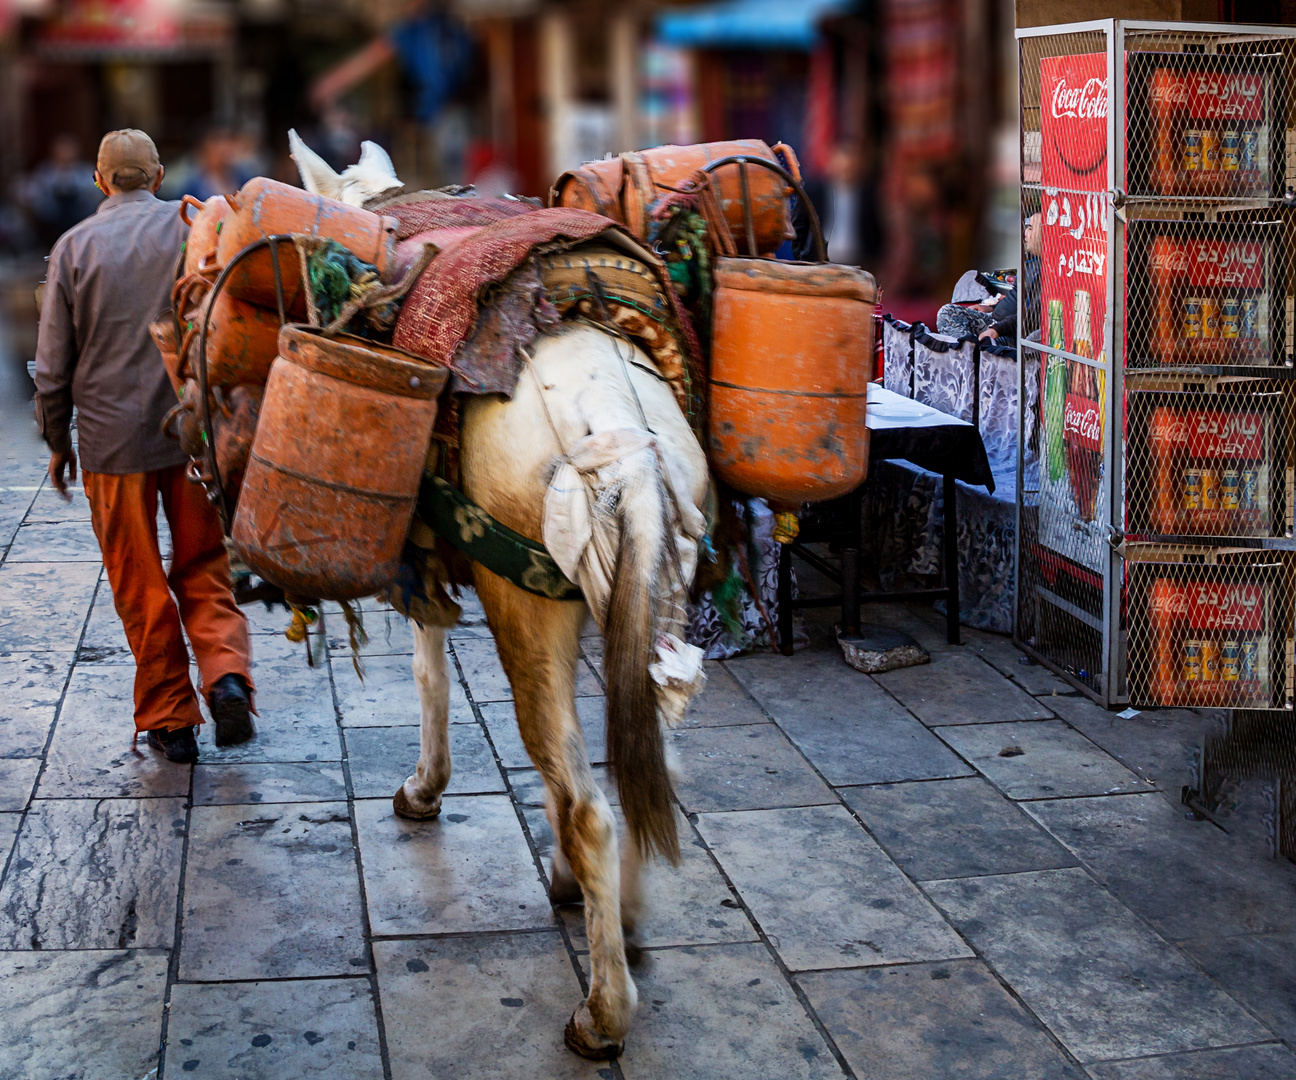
[936,270,1001,339]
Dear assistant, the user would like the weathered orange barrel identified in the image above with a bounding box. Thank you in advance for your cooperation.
[549,157,624,219]
[708,258,877,507]
[201,289,282,387]
[232,326,447,600]
[215,178,398,314]
[180,194,230,277]
[550,140,799,254]
[149,317,185,398]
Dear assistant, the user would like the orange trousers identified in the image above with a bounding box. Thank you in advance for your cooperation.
[84,465,253,733]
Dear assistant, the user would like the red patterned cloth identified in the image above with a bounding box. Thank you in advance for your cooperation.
[383,196,535,241]
[393,206,623,372]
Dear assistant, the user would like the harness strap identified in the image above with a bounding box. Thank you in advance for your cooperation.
[416,475,583,602]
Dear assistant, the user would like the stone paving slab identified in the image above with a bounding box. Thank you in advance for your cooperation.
[698,805,972,971]
[0,812,19,868]
[0,949,168,1080]
[480,696,606,769]
[180,801,366,981]
[0,562,98,652]
[841,777,1077,881]
[164,977,384,1079]
[925,868,1271,1063]
[198,637,341,764]
[935,720,1150,800]
[354,795,552,937]
[77,580,132,663]
[4,518,103,562]
[0,654,69,758]
[522,805,759,951]
[684,662,768,726]
[800,959,1086,1080]
[0,757,39,811]
[1025,793,1296,941]
[586,942,842,1080]
[333,650,474,727]
[670,724,836,813]
[1085,1044,1296,1079]
[875,650,1056,726]
[38,665,191,799]
[0,796,185,950]
[346,722,506,798]
[962,627,1076,696]
[22,486,93,522]
[1181,932,1296,1047]
[452,636,515,703]
[375,931,603,1080]
[1043,694,1215,793]
[725,645,973,785]
[193,761,348,805]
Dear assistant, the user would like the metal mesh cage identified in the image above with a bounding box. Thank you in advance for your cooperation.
[1017,20,1296,709]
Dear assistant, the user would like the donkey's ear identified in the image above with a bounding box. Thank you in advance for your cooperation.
[288,129,343,199]
[356,140,398,181]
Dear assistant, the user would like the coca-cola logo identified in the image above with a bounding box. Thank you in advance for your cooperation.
[1051,77,1109,120]
[1064,394,1101,450]
[1150,75,1190,107]
[1151,587,1189,617]
[1149,244,1188,275]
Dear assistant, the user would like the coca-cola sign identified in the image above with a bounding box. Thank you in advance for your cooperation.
[1150,67,1265,121]
[1148,407,1265,459]
[1151,579,1267,631]
[1041,54,1108,185]
[1051,76,1109,121]
[1063,392,1102,452]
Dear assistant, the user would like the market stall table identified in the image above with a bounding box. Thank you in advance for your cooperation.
[776,382,996,654]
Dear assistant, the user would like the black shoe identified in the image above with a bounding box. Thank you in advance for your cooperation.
[210,674,255,747]
[145,725,199,764]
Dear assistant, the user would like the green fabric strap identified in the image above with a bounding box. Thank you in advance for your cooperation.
[416,475,583,602]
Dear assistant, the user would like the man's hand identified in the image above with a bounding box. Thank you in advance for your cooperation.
[979,327,1000,341]
[49,448,77,501]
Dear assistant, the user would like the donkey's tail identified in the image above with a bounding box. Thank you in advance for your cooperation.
[604,458,680,865]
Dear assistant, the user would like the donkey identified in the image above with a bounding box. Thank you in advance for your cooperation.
[289,133,711,1058]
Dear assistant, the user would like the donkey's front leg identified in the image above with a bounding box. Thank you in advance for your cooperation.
[393,622,452,820]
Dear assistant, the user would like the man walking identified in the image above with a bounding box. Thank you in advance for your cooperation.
[34,129,255,764]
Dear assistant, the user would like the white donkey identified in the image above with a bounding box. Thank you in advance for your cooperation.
[290,133,711,1058]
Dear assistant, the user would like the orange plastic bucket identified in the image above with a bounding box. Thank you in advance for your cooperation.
[708,258,876,507]
[232,325,448,599]
[215,178,398,314]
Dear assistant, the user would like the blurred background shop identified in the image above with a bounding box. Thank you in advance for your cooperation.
[0,0,1021,403]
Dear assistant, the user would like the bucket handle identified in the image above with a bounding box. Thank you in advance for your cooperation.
[179,195,205,228]
[194,233,296,534]
[699,154,826,262]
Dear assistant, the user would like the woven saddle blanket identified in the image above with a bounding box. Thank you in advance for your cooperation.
[381,198,698,409]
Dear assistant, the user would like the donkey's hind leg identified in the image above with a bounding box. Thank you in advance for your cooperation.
[393,622,452,820]
[475,567,636,1058]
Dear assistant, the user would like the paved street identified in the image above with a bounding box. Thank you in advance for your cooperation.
[2,426,1296,1079]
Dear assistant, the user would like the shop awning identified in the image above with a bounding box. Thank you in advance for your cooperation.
[655,0,851,51]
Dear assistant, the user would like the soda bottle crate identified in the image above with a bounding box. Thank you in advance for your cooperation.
[1124,374,1295,542]
[1125,544,1295,711]
[1124,214,1293,373]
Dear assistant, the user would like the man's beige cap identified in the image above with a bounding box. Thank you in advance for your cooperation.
[96,129,161,186]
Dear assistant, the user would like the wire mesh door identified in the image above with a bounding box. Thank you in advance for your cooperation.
[1016,19,1296,709]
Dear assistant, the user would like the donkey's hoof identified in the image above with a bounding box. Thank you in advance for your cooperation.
[564,1006,623,1061]
[393,785,442,821]
[549,864,582,905]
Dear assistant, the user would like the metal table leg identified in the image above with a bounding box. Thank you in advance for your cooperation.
[841,487,862,636]
[777,542,795,655]
[943,473,960,645]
